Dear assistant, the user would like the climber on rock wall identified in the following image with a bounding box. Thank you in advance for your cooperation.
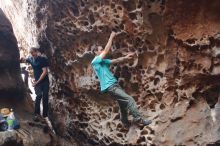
[91,31,152,129]
[20,47,50,122]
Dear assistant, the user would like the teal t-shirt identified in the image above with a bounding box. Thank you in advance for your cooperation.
[91,56,117,91]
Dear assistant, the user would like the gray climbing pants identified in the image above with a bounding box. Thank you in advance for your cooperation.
[106,83,141,124]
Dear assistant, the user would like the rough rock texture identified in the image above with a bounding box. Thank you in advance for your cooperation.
[0,8,58,146]
[0,131,23,146]
[1,0,220,145]
[0,8,24,97]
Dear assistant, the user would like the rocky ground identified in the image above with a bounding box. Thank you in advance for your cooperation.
[0,98,58,146]
[0,0,220,145]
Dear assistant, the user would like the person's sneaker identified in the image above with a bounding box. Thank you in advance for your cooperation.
[135,118,152,126]
[33,115,40,122]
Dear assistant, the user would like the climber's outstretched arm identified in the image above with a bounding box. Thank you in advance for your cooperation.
[111,53,136,64]
[100,31,116,59]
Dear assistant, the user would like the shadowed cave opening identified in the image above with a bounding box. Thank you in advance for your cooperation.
[203,86,220,108]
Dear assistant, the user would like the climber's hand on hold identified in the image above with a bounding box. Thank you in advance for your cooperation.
[112,27,122,36]
[115,31,122,36]
[126,52,136,60]
[110,31,116,38]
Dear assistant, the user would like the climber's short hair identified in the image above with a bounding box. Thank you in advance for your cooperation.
[92,46,103,54]
[29,47,38,53]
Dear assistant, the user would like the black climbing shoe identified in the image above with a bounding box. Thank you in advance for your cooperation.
[121,122,130,132]
[33,115,40,122]
[119,121,130,132]
[135,118,152,126]
[123,122,131,129]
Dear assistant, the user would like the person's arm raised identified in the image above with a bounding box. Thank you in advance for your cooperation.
[99,31,116,59]
[111,53,136,64]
